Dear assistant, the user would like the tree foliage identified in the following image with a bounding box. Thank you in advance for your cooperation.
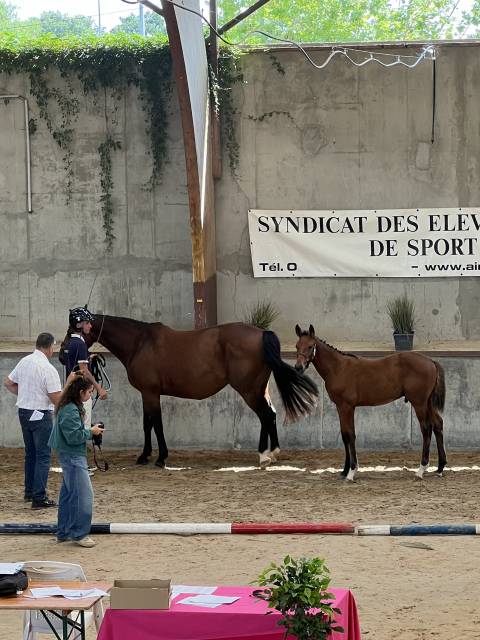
[0,0,478,43]
[20,11,101,39]
[111,11,167,36]
[218,0,472,43]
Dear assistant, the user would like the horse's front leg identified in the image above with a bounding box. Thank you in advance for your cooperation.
[337,404,357,481]
[152,400,168,468]
[340,430,351,478]
[137,392,165,466]
[136,410,153,465]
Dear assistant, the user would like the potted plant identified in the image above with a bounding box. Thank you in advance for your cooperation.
[386,294,415,351]
[244,300,280,330]
[255,556,343,639]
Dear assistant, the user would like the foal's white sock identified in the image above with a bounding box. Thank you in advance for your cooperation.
[259,450,272,467]
[346,466,358,482]
[416,463,428,479]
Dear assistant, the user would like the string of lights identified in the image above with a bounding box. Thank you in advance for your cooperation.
[120,0,436,70]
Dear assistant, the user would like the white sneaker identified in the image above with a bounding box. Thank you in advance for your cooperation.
[75,536,96,548]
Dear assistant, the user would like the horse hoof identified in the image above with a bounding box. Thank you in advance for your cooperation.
[436,471,444,478]
[136,457,149,465]
[346,468,357,482]
[415,464,428,479]
[155,460,166,468]
[269,447,281,463]
[259,451,272,468]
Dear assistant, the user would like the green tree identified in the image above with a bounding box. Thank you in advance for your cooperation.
[112,10,166,36]
[0,0,16,28]
[22,11,100,38]
[217,0,465,44]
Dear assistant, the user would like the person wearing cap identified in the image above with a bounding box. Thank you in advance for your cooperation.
[3,332,62,509]
[60,308,107,429]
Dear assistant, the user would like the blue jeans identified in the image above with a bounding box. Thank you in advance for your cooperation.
[18,409,53,501]
[57,454,93,541]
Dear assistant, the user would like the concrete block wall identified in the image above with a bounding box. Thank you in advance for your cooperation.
[1,353,477,453]
[0,69,193,339]
[215,44,480,344]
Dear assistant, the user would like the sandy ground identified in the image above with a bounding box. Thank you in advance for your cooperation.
[1,447,480,639]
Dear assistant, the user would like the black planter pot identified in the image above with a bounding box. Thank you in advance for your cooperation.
[393,332,414,351]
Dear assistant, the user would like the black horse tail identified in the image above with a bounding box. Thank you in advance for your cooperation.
[429,360,446,415]
[262,331,319,423]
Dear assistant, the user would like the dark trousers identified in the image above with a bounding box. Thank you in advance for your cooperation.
[18,409,53,501]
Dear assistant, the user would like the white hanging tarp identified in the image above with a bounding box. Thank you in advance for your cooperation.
[248,208,480,278]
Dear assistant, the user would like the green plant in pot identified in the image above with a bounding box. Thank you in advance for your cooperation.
[244,300,280,330]
[256,556,343,640]
[386,294,415,351]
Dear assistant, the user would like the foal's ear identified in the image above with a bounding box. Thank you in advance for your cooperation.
[295,324,302,337]
[308,324,315,337]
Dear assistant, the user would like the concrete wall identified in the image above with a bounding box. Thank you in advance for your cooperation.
[1,353,477,453]
[0,69,193,339]
[215,44,480,344]
[2,44,480,451]
[2,44,480,344]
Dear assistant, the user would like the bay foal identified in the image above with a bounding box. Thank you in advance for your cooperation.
[294,325,446,481]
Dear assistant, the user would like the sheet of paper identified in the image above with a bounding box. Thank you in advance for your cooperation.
[177,595,240,608]
[61,589,109,600]
[30,587,63,598]
[29,587,109,599]
[0,562,24,574]
[29,410,44,421]
[172,585,217,597]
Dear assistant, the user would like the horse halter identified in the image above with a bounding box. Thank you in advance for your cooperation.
[296,343,317,369]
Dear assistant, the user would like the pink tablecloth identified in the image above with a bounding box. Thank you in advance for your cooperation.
[98,585,361,640]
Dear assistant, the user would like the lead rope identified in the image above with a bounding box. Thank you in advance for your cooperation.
[90,352,112,410]
[92,439,109,472]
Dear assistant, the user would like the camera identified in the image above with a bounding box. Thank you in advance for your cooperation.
[92,421,105,447]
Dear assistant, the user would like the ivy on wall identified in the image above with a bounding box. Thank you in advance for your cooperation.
[215,49,244,176]
[0,34,246,247]
[0,33,172,251]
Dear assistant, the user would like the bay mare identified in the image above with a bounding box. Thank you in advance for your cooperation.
[294,325,446,481]
[63,315,319,467]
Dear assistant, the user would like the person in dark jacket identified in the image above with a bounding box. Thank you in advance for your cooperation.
[48,374,104,548]
[60,307,107,430]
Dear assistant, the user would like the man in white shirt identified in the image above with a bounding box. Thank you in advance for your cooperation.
[4,332,62,509]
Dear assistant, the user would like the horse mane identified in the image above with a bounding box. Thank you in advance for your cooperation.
[299,331,358,359]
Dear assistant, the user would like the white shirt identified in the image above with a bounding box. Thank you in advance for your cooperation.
[8,350,62,411]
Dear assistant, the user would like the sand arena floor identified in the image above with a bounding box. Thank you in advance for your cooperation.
[1,447,480,639]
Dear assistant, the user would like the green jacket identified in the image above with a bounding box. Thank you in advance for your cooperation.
[48,402,92,456]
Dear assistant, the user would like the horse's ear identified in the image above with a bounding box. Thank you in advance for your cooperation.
[295,324,302,337]
[308,324,315,337]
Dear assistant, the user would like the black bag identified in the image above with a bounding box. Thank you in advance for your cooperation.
[0,570,28,596]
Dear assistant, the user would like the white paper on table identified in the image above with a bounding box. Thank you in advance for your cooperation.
[0,562,24,574]
[172,585,217,597]
[29,587,108,599]
[61,589,109,600]
[29,410,44,421]
[30,587,63,598]
[177,595,240,608]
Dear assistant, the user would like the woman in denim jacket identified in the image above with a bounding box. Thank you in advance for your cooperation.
[49,374,104,548]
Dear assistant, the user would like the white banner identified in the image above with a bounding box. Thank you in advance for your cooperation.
[248,208,480,277]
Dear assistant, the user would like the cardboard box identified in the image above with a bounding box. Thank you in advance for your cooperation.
[110,579,171,610]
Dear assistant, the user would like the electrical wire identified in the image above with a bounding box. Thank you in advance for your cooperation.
[120,0,435,70]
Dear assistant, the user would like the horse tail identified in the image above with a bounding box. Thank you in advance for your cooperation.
[428,360,446,417]
[262,331,319,422]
